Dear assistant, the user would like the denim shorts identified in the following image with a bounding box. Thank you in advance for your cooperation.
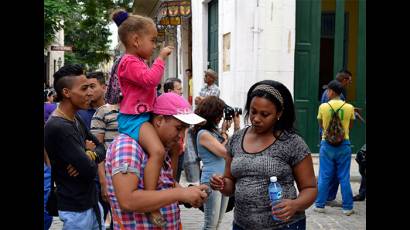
[58,203,105,230]
[118,112,151,141]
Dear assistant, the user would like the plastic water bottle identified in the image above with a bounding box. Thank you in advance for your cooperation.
[268,176,282,221]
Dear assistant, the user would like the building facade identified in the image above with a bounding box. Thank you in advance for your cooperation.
[44,29,65,87]
[192,0,366,153]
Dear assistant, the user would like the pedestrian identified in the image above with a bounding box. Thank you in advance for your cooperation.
[111,9,174,227]
[321,70,352,103]
[314,80,356,216]
[91,101,120,230]
[44,64,106,229]
[186,69,193,104]
[105,92,209,229]
[353,144,366,201]
[163,77,182,96]
[157,83,162,97]
[210,80,317,229]
[76,71,113,229]
[44,150,53,230]
[77,71,107,130]
[44,88,57,124]
[195,69,220,105]
[163,77,185,182]
[193,96,240,230]
[319,70,353,204]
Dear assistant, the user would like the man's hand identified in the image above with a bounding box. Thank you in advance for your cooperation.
[67,164,79,177]
[159,46,174,61]
[195,96,204,105]
[100,182,109,202]
[180,184,209,208]
[85,140,96,151]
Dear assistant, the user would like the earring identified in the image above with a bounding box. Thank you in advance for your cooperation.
[277,117,280,121]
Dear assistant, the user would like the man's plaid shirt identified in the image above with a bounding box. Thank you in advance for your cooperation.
[105,134,181,230]
[199,83,220,97]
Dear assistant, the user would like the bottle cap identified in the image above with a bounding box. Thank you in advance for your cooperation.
[270,176,277,182]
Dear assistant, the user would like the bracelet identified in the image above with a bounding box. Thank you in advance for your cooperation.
[85,150,97,161]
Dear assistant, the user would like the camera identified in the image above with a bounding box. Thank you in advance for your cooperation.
[224,105,242,120]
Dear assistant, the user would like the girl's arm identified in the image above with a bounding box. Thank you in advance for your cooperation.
[122,58,165,88]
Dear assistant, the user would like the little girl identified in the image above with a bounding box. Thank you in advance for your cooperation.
[112,9,173,227]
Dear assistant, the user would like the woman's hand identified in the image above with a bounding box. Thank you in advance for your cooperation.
[210,174,225,191]
[271,199,299,222]
[222,119,233,132]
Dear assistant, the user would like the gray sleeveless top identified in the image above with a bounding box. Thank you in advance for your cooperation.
[227,127,310,229]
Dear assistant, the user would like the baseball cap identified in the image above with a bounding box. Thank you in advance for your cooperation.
[153,93,206,125]
[204,69,218,79]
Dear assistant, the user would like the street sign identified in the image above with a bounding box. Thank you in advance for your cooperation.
[51,46,72,51]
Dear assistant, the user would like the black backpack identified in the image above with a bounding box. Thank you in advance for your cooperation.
[325,102,346,146]
[105,55,124,104]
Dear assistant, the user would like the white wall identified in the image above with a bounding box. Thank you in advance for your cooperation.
[48,29,65,86]
[191,0,210,108]
[192,0,296,115]
[179,23,190,99]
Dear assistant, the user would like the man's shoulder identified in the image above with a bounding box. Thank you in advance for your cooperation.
[45,116,72,130]
[112,134,143,151]
[95,104,119,116]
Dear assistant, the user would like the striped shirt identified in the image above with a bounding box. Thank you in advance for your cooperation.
[105,134,181,230]
[91,104,120,149]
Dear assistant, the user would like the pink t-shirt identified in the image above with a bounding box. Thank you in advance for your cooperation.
[117,54,165,115]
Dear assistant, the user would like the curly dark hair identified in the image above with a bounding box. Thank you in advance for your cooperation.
[193,96,225,135]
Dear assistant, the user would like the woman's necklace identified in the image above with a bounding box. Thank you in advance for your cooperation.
[54,106,75,122]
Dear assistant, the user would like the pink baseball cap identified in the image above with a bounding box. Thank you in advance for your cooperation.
[153,93,206,125]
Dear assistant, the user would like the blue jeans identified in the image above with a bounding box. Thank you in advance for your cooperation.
[232,218,306,230]
[315,140,353,211]
[319,129,339,201]
[327,173,339,201]
[44,163,52,230]
[203,183,229,230]
[58,203,105,230]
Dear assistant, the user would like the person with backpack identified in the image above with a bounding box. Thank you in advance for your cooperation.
[319,70,352,204]
[314,80,356,216]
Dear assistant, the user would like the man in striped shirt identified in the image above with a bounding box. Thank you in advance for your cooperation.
[105,93,209,229]
[91,103,119,229]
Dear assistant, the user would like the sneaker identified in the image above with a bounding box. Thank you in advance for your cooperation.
[342,209,354,216]
[326,200,341,207]
[313,207,325,213]
[353,195,365,202]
